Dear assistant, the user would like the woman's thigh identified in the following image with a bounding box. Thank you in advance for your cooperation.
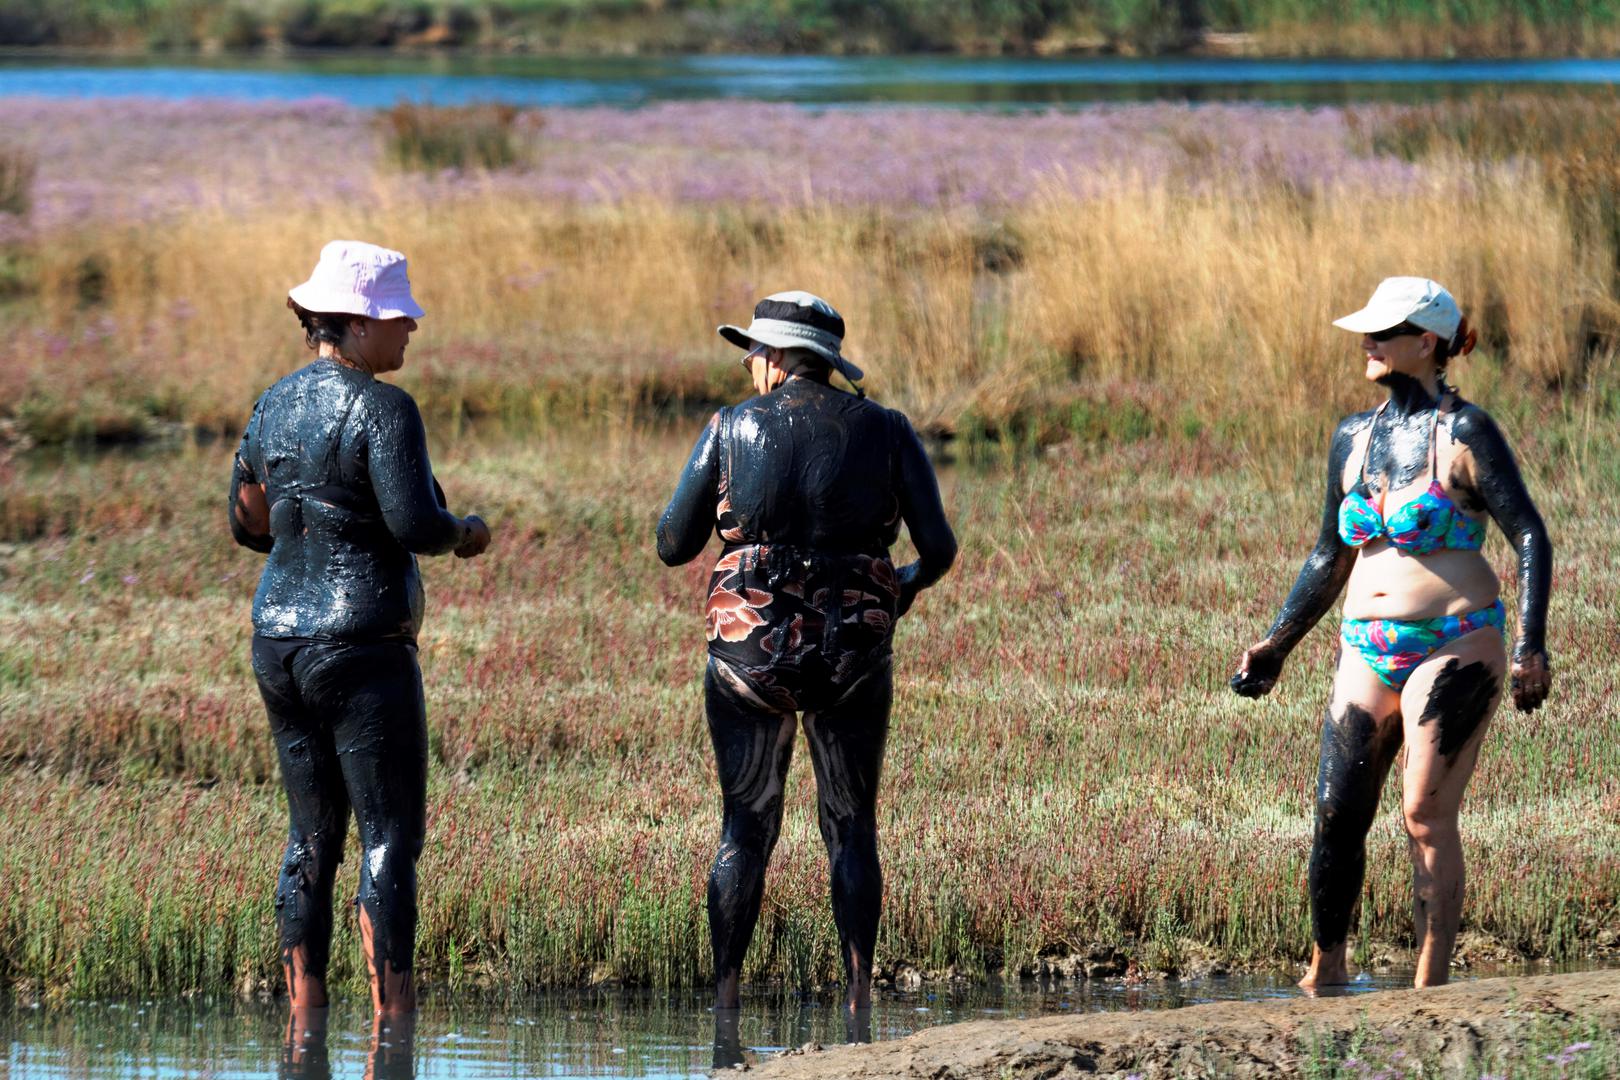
[1318,641,1405,789]
[298,642,428,845]
[704,660,796,815]
[802,659,891,825]
[1398,627,1507,817]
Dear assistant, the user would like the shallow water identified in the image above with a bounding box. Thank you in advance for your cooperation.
[3,52,1620,107]
[0,965,1580,1078]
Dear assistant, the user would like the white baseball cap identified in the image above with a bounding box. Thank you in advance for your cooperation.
[288,240,425,320]
[1332,277,1461,340]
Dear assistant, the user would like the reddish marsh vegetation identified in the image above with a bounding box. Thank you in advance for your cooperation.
[0,421,1614,998]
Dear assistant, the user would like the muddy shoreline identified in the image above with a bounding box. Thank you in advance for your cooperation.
[748,969,1620,1078]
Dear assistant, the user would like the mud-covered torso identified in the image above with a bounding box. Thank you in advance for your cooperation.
[704,380,904,708]
[1339,398,1499,622]
[714,379,903,553]
[239,361,430,642]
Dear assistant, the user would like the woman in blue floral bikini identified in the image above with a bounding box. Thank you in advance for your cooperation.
[658,291,956,1017]
[1234,277,1552,991]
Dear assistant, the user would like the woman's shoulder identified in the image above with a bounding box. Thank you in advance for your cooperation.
[353,376,420,415]
[1443,397,1507,447]
[1331,407,1379,440]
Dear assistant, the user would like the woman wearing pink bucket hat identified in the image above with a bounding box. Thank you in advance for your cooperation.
[229,240,491,1020]
[1232,277,1551,992]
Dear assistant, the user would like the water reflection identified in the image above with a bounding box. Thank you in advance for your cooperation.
[0,964,1599,1079]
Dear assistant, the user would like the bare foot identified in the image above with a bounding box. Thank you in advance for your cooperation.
[715,971,741,1011]
[1298,945,1351,994]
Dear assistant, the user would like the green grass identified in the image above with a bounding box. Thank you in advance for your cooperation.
[1,405,1616,999]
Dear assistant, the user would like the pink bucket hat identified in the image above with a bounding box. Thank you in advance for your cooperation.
[288,240,425,320]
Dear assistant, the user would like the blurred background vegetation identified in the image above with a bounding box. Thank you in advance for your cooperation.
[2,0,1619,57]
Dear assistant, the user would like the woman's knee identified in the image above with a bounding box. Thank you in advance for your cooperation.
[281,830,344,883]
[1402,797,1459,849]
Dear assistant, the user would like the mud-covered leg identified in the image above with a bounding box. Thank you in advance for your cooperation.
[309,643,429,1016]
[1400,627,1505,988]
[705,660,797,1009]
[1301,646,1402,991]
[803,658,892,1013]
[254,638,349,1011]
[711,1008,745,1070]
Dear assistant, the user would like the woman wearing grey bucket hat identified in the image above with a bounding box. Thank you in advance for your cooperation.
[229,240,491,1022]
[657,291,957,1025]
[1232,277,1551,992]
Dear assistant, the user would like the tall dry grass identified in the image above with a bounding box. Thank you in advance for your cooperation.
[9,158,1613,455]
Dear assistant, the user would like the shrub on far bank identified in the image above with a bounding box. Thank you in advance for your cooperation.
[379,102,532,172]
[0,143,36,217]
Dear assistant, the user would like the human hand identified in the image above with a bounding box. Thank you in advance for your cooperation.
[1231,639,1287,698]
[1510,647,1551,713]
[455,515,491,559]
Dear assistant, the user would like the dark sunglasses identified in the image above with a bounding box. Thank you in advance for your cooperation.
[738,343,770,371]
[1367,323,1429,342]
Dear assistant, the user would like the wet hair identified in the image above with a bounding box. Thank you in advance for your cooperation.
[288,300,358,352]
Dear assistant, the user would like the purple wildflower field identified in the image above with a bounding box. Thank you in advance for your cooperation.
[0,97,1423,238]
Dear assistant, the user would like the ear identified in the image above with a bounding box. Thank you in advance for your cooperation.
[1418,332,1437,358]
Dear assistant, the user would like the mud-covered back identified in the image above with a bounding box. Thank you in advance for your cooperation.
[718,379,901,553]
[235,360,456,642]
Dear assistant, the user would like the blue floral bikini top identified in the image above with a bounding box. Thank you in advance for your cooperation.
[1337,398,1486,555]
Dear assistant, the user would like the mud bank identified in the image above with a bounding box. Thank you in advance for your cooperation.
[749,970,1620,1078]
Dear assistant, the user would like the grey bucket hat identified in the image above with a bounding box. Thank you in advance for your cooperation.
[718,290,864,383]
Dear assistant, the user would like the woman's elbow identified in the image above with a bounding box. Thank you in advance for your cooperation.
[656,526,699,567]
[230,518,273,554]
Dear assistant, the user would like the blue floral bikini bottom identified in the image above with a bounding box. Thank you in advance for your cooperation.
[1340,600,1506,689]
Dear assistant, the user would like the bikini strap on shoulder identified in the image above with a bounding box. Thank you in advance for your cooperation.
[1429,391,1455,482]
[1357,400,1388,488]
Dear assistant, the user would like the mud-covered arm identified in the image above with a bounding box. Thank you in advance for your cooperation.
[1455,408,1551,660]
[1233,418,1360,696]
[657,411,721,567]
[1265,422,1360,652]
[363,385,471,556]
[893,413,957,617]
[227,397,273,554]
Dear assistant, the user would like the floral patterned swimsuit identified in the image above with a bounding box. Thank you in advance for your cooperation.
[704,514,901,714]
[657,378,955,715]
[703,397,904,712]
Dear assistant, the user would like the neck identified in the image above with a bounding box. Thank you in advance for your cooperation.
[1378,371,1440,416]
[319,343,371,375]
